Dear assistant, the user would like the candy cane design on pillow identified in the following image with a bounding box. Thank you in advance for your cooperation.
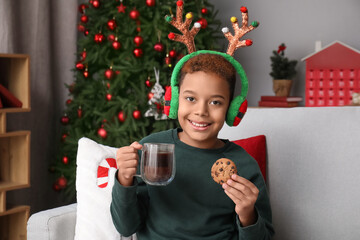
[97,158,117,188]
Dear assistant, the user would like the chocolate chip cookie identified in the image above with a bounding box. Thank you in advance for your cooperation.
[211,158,237,185]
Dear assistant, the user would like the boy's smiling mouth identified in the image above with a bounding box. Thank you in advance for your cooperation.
[189,120,211,129]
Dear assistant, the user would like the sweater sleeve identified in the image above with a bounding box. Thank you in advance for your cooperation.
[110,173,149,237]
[236,173,275,240]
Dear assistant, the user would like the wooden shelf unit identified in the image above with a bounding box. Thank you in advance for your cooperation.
[0,54,31,239]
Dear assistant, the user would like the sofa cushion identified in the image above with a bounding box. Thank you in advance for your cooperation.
[232,135,267,181]
[75,137,121,240]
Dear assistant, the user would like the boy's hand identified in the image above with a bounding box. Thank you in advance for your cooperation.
[116,141,142,187]
[222,174,259,227]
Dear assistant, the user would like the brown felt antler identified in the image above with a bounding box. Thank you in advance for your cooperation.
[222,6,259,56]
[165,0,201,53]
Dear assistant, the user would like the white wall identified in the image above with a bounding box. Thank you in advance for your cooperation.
[211,0,360,106]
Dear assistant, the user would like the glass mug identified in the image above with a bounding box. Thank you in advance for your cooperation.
[136,143,176,186]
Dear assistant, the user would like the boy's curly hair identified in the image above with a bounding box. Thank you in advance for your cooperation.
[179,54,236,101]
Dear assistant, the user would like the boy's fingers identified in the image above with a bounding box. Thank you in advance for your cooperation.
[231,175,259,194]
[130,141,143,150]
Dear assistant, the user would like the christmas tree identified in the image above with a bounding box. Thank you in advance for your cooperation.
[52,0,222,198]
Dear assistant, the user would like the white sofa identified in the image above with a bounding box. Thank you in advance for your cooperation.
[27,107,360,240]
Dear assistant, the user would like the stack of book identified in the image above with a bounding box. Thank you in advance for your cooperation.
[0,84,23,108]
[258,96,303,108]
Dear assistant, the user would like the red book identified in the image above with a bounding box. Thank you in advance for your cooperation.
[0,84,23,108]
[258,100,299,108]
[260,96,303,102]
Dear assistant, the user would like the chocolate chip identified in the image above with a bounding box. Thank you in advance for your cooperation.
[219,168,223,172]
[227,161,230,165]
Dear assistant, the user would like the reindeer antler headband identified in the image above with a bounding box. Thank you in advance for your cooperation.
[166,2,259,56]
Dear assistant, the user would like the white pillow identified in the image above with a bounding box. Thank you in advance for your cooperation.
[74,137,136,240]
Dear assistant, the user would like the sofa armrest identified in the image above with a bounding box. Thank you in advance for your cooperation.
[27,203,77,240]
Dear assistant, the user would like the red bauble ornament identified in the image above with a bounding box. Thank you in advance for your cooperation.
[77,24,85,32]
[148,92,154,100]
[104,68,113,79]
[80,15,89,24]
[146,0,156,7]
[108,34,115,42]
[107,19,117,31]
[112,40,121,50]
[145,78,152,87]
[81,50,87,61]
[61,115,69,125]
[66,99,72,105]
[106,93,112,101]
[77,107,83,118]
[197,18,208,29]
[62,156,69,165]
[57,176,67,189]
[83,69,89,78]
[133,36,143,47]
[76,62,84,70]
[106,82,111,89]
[169,50,177,58]
[118,111,126,122]
[129,9,140,20]
[78,4,88,14]
[132,110,141,119]
[133,48,143,58]
[94,33,105,43]
[84,29,89,36]
[97,127,107,138]
[92,0,100,8]
[201,8,208,14]
[154,42,164,52]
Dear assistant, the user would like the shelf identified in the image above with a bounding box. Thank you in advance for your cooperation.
[0,131,30,192]
[0,54,30,112]
[0,205,29,240]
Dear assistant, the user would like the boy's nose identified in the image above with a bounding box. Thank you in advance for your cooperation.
[194,101,209,116]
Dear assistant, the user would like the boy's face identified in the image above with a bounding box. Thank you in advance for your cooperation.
[177,71,230,149]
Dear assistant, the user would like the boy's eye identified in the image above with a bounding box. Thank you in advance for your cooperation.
[210,100,222,105]
[185,97,195,102]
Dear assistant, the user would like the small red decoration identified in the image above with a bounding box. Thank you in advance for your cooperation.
[77,106,83,118]
[165,55,171,65]
[197,18,208,29]
[107,19,117,31]
[176,1,183,7]
[146,0,156,7]
[133,48,143,58]
[108,34,115,42]
[117,2,126,13]
[77,24,85,32]
[61,133,68,142]
[240,6,248,13]
[53,183,61,191]
[145,78,152,87]
[104,68,113,79]
[94,33,105,44]
[83,69,89,78]
[106,93,112,101]
[66,99,72,105]
[168,32,175,40]
[78,4,88,14]
[245,39,253,46]
[112,40,121,50]
[80,15,89,24]
[84,29,89,36]
[81,49,87,61]
[61,114,69,125]
[76,62,85,70]
[97,127,107,138]
[201,8,208,14]
[62,156,69,165]
[129,9,140,20]
[169,50,177,58]
[118,111,126,122]
[91,0,100,8]
[133,36,143,47]
[57,176,67,189]
[148,92,154,100]
[132,110,141,119]
[154,42,164,52]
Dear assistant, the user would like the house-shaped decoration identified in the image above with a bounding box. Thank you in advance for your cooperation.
[302,41,360,106]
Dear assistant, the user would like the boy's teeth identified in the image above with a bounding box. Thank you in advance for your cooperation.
[191,121,208,127]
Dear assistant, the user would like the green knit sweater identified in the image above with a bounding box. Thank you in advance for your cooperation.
[111,129,274,239]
